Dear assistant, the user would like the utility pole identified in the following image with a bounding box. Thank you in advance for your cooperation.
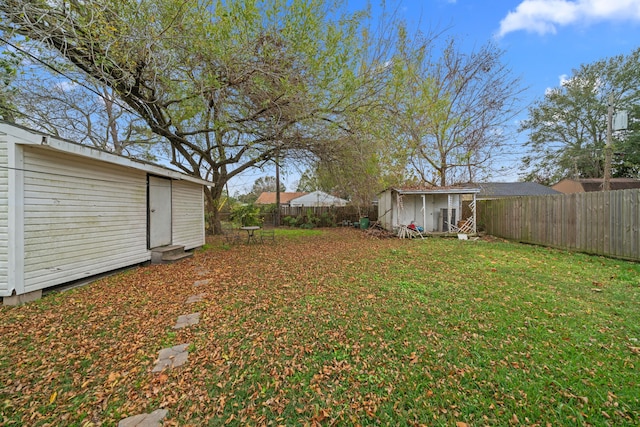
[275,152,281,227]
[603,93,613,191]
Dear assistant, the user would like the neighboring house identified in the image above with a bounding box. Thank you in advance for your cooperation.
[255,192,308,206]
[378,186,480,233]
[552,178,640,193]
[289,190,349,207]
[1,122,209,305]
[477,182,560,199]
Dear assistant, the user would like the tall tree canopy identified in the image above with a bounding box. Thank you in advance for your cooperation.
[520,47,640,184]
[0,0,378,232]
[2,0,527,226]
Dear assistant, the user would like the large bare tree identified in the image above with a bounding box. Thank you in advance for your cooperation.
[11,64,159,156]
[387,36,524,186]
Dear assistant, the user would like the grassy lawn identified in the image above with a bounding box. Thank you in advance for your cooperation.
[1,229,639,426]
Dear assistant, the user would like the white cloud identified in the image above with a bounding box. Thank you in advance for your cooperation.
[497,0,640,37]
[544,74,569,94]
[558,74,569,86]
[545,72,606,95]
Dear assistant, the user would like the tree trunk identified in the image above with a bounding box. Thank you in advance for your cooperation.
[275,155,281,227]
[439,165,447,187]
[204,186,225,235]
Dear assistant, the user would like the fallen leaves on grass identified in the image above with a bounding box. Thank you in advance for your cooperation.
[1,229,639,426]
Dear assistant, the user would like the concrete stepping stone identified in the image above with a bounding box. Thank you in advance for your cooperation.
[195,269,210,277]
[151,343,190,373]
[118,409,168,427]
[172,312,200,329]
[193,279,211,287]
[186,294,205,304]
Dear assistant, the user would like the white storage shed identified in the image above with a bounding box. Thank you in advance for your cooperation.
[0,123,209,304]
[378,186,480,234]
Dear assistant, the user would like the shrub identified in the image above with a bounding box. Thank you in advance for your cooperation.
[230,204,262,226]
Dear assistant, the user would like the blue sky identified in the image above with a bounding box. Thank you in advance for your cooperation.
[384,0,640,106]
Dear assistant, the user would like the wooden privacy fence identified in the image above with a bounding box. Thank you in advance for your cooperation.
[478,189,640,261]
[262,205,378,227]
[281,205,377,221]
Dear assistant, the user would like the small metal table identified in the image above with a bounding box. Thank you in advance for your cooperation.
[240,226,260,244]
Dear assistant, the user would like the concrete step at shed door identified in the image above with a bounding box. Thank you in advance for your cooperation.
[150,245,193,264]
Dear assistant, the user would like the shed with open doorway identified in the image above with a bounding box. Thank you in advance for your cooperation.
[0,122,209,304]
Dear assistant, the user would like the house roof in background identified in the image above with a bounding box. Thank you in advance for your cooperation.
[553,178,640,192]
[477,182,560,198]
[388,185,480,195]
[255,192,308,204]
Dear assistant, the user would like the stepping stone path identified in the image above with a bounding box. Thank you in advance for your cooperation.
[193,278,211,287]
[151,343,190,373]
[173,312,200,329]
[186,294,205,303]
[118,409,168,427]
[120,268,211,425]
[195,268,210,277]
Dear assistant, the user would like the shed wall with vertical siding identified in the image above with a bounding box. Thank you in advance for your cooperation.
[172,180,205,250]
[0,136,8,295]
[378,191,393,230]
[21,146,150,293]
[396,195,421,227]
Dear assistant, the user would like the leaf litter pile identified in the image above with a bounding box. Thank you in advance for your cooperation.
[1,228,639,426]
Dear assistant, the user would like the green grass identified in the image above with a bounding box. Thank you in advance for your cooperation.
[269,227,323,239]
[1,230,638,426]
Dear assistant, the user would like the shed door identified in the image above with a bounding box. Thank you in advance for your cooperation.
[149,176,172,248]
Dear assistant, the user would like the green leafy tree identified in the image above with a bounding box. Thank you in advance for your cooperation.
[229,203,262,227]
[521,47,640,182]
[296,169,318,192]
[296,122,413,210]
[253,176,286,195]
[0,0,381,233]
[0,50,19,121]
